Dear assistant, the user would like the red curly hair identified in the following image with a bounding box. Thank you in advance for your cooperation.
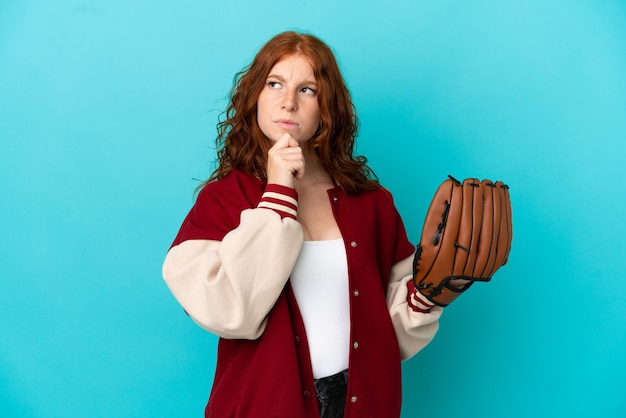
[207,31,378,194]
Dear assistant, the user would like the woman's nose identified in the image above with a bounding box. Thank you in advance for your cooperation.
[281,90,297,111]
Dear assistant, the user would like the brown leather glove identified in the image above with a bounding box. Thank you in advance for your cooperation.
[412,175,513,307]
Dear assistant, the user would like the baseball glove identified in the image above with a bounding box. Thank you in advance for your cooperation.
[412,175,513,307]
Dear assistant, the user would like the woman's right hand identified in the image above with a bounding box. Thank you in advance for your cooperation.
[266,133,305,188]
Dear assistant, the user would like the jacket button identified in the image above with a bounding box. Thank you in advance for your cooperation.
[294,335,300,344]
[353,290,359,297]
[333,196,338,203]
[303,390,312,399]
[353,341,359,349]
[351,396,358,403]
[350,241,357,247]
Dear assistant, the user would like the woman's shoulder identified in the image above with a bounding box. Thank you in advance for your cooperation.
[199,170,263,194]
[349,183,397,205]
[197,170,265,208]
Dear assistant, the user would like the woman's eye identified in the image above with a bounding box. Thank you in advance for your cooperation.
[267,81,281,89]
[300,87,317,95]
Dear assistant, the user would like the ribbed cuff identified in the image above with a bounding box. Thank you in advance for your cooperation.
[257,184,298,220]
[407,280,435,313]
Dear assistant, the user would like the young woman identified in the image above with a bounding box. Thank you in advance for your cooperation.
[162,31,443,418]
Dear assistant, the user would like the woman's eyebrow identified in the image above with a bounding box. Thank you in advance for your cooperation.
[267,73,317,86]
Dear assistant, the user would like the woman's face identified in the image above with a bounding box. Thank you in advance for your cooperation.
[256,54,321,143]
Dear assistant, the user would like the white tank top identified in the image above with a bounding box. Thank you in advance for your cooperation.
[290,239,350,379]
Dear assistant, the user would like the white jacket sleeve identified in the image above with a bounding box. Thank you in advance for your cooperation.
[387,254,443,360]
[163,204,303,340]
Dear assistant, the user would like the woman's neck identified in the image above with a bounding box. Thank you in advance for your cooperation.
[296,146,334,189]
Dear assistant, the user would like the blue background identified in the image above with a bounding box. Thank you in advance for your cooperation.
[1,1,625,417]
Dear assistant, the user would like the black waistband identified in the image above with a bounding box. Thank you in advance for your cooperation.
[314,369,348,394]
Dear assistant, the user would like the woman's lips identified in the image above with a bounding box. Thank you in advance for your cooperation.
[275,119,298,130]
